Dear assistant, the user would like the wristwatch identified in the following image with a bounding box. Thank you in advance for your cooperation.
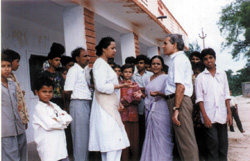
[173,106,180,111]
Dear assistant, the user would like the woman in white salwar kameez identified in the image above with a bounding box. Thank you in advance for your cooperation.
[89,37,132,161]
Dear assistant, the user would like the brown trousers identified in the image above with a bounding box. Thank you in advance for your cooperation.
[167,96,199,161]
[121,122,139,161]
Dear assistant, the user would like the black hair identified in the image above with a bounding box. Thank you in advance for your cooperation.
[112,64,121,70]
[150,55,165,69]
[121,64,134,73]
[162,64,169,74]
[125,56,136,64]
[201,48,216,60]
[71,47,85,62]
[34,76,55,91]
[189,51,201,61]
[135,55,148,64]
[192,61,205,72]
[47,42,65,60]
[57,66,68,73]
[166,34,184,51]
[1,52,12,63]
[145,57,151,65]
[95,37,115,56]
[61,56,74,66]
[2,49,20,61]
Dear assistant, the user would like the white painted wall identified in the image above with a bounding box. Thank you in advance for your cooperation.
[147,46,158,58]
[63,6,87,56]
[2,13,65,143]
[120,33,136,64]
[95,21,123,65]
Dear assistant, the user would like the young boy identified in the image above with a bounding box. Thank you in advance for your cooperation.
[5,49,30,127]
[1,53,27,161]
[112,64,122,82]
[33,77,72,161]
[120,64,141,161]
[195,48,232,161]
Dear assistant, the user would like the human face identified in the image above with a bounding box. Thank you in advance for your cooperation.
[12,59,20,71]
[151,58,163,75]
[136,60,145,72]
[191,56,201,64]
[114,67,121,78]
[122,68,133,81]
[49,57,61,69]
[65,61,74,70]
[76,50,90,68]
[35,85,53,104]
[62,70,67,80]
[103,41,116,59]
[162,37,177,56]
[1,61,12,79]
[203,54,216,69]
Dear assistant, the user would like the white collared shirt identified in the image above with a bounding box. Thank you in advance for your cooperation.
[165,51,193,97]
[132,70,153,88]
[64,63,92,100]
[195,68,231,124]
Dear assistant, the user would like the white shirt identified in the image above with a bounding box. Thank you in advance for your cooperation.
[195,68,231,124]
[89,58,129,152]
[165,51,193,97]
[33,101,72,161]
[64,63,92,100]
[230,97,237,107]
[132,70,153,115]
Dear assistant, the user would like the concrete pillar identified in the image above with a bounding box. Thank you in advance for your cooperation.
[120,33,136,64]
[147,46,158,58]
[63,6,87,56]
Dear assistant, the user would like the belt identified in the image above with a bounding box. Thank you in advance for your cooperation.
[165,94,175,100]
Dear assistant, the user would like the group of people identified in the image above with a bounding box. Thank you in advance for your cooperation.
[1,33,244,161]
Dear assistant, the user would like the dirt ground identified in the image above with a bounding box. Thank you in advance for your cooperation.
[228,96,250,161]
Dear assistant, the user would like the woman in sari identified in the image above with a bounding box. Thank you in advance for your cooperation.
[89,37,132,161]
[140,55,174,161]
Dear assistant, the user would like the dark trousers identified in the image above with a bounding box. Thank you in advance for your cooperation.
[230,107,244,132]
[194,126,208,161]
[204,123,228,161]
[121,122,139,161]
[139,114,145,157]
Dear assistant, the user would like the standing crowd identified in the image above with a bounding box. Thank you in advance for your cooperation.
[2,33,245,161]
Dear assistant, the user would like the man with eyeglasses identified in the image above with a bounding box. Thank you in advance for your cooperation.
[64,47,91,161]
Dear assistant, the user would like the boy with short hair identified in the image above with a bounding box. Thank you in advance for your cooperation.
[195,48,232,161]
[1,53,27,161]
[33,76,72,161]
[4,49,30,127]
[120,64,141,161]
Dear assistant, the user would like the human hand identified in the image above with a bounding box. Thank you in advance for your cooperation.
[203,115,212,128]
[22,90,25,96]
[172,110,181,126]
[227,114,232,126]
[118,103,124,112]
[133,90,142,99]
[150,91,159,97]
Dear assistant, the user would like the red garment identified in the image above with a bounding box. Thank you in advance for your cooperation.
[120,81,141,122]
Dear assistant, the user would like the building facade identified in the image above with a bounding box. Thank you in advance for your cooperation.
[2,0,188,142]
